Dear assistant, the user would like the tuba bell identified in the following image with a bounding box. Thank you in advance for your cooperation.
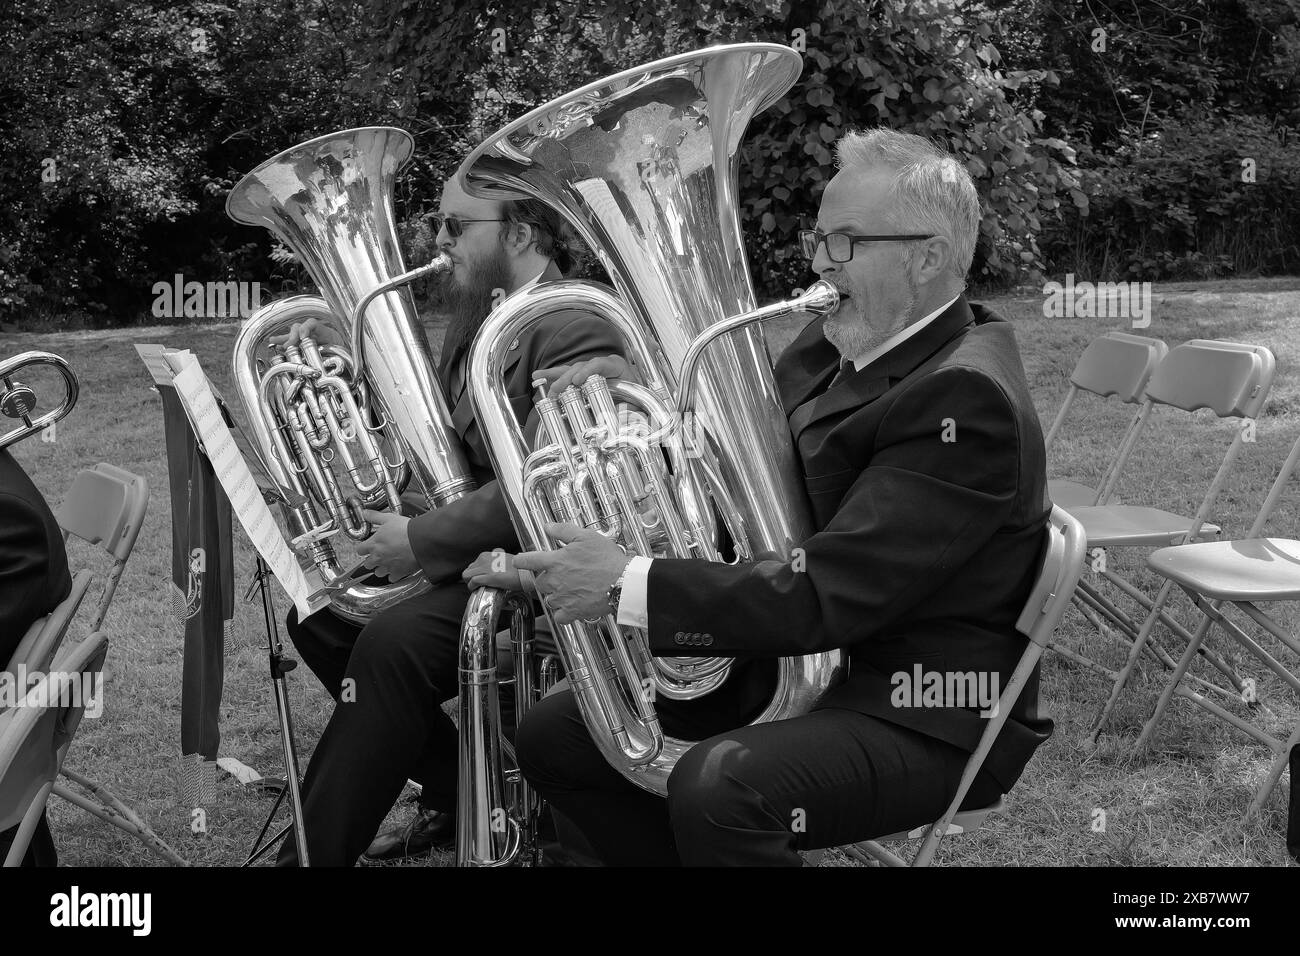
[455,43,845,865]
[226,127,476,624]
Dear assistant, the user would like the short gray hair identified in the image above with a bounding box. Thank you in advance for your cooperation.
[834,128,980,278]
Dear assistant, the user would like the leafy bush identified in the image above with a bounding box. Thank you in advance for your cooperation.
[1041,112,1300,280]
[6,0,1293,327]
[377,0,1084,299]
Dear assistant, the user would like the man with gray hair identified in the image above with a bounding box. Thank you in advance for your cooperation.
[477,127,1053,865]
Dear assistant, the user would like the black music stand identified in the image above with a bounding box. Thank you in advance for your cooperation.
[240,553,311,867]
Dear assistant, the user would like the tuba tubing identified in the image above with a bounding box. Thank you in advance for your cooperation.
[0,351,78,450]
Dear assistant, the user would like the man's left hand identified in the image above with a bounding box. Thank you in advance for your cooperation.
[514,522,630,625]
[356,510,420,580]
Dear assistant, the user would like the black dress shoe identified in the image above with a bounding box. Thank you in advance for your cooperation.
[363,808,456,861]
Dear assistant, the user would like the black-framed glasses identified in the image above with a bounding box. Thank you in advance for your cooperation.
[798,229,935,263]
[430,214,506,238]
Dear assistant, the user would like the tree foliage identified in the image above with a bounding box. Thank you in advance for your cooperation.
[989,0,1300,278]
[1,0,1297,325]
[0,0,382,322]
[372,0,1081,295]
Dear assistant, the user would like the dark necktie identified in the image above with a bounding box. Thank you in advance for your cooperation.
[828,359,852,390]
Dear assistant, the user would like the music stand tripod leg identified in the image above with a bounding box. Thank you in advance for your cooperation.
[241,555,311,866]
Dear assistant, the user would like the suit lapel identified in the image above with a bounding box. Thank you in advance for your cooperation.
[789,369,892,439]
[788,296,977,442]
[776,319,842,414]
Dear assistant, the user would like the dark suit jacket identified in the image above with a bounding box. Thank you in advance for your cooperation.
[0,448,72,664]
[645,296,1053,792]
[407,264,624,584]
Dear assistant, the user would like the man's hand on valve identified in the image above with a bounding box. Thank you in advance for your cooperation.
[463,549,527,594]
[532,354,632,398]
[356,509,419,581]
[267,316,345,350]
[513,522,632,625]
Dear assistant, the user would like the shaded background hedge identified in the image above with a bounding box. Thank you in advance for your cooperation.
[1,0,1297,328]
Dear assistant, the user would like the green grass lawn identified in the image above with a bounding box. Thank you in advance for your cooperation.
[5,277,1299,866]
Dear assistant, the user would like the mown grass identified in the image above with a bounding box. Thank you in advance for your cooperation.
[4,277,1299,866]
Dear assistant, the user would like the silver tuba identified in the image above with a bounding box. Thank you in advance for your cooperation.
[226,127,476,624]
[456,43,845,865]
[1,351,78,449]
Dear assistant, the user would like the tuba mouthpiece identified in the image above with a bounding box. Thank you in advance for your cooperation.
[798,280,840,316]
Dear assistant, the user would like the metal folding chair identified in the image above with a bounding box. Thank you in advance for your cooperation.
[1045,332,1168,508]
[54,462,148,635]
[3,462,142,675]
[1048,341,1276,744]
[4,459,146,675]
[0,632,108,866]
[832,506,1085,867]
[5,570,92,676]
[1135,429,1300,817]
[9,462,184,863]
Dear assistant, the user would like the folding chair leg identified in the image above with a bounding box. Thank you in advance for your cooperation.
[1086,579,1178,744]
[846,841,906,867]
[1050,638,1120,679]
[1248,722,1300,819]
[54,769,189,866]
[1074,575,1250,733]
[1072,594,1107,634]
[1077,578,1143,642]
[1136,613,1215,750]
[1076,581,1210,677]
[86,558,128,635]
[1102,570,1251,693]
[3,781,53,867]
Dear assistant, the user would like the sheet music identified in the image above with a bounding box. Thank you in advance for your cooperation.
[136,343,179,386]
[137,344,329,620]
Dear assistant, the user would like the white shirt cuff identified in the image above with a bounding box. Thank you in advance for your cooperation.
[616,555,653,628]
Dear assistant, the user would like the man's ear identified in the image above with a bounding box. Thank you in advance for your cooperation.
[501,220,534,257]
[915,235,953,284]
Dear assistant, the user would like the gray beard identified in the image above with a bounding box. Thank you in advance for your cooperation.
[827,267,920,363]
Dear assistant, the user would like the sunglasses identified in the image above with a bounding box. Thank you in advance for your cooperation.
[430,214,506,238]
[798,229,935,264]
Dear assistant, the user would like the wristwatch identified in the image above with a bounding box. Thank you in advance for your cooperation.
[606,558,634,615]
[606,574,625,615]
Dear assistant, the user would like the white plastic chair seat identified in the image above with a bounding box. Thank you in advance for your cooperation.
[1049,479,1123,507]
[1147,537,1300,602]
[1049,479,1097,507]
[1066,505,1220,547]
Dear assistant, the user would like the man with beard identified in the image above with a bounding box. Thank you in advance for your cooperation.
[273,175,623,866]
[477,128,1053,865]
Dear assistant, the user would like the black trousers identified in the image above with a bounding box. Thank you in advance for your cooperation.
[516,686,1002,866]
[276,581,477,867]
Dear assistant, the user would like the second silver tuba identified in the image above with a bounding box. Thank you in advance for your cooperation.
[227,127,476,624]
[455,43,845,864]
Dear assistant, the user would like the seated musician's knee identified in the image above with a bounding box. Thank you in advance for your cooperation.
[666,737,765,829]
[515,690,576,788]
[346,618,433,693]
